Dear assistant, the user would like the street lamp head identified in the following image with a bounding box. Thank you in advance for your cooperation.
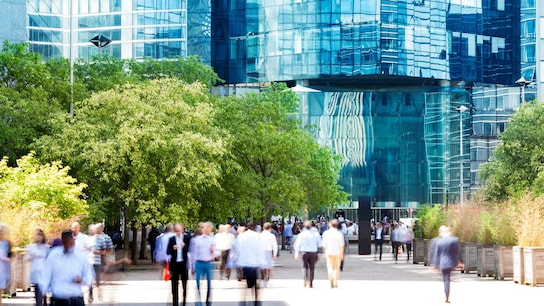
[457,105,469,113]
[90,34,112,48]
[515,77,532,86]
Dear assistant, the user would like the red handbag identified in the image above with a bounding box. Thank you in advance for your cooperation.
[163,261,171,281]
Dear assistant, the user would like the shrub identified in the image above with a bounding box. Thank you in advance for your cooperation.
[515,193,544,247]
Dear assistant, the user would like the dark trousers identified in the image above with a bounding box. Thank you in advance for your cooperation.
[219,249,231,279]
[150,243,156,262]
[170,261,188,306]
[406,242,412,261]
[34,284,47,306]
[442,268,453,301]
[50,297,84,306]
[392,241,401,261]
[302,252,318,285]
[374,239,383,260]
[242,267,260,305]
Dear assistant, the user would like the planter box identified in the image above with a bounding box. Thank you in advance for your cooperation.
[477,245,495,277]
[461,242,479,274]
[523,247,544,286]
[412,238,425,264]
[13,248,30,292]
[494,245,513,280]
[513,246,524,284]
[424,238,436,267]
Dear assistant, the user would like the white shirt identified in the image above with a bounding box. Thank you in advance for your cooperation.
[260,230,278,256]
[233,229,265,268]
[40,247,92,299]
[294,228,322,256]
[26,243,49,284]
[322,228,345,256]
[73,233,89,252]
[214,231,235,251]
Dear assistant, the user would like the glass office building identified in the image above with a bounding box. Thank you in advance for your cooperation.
[26,0,211,62]
[22,0,541,216]
[211,0,535,216]
[0,0,27,46]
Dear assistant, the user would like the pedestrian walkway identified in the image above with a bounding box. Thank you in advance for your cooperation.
[4,243,543,305]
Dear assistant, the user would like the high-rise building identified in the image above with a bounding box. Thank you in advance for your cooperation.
[211,0,538,219]
[20,0,542,218]
[0,0,26,46]
[26,0,211,62]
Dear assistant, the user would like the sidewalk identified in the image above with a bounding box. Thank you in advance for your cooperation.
[4,243,543,305]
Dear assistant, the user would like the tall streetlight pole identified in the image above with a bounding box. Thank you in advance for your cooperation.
[516,76,532,103]
[457,105,469,206]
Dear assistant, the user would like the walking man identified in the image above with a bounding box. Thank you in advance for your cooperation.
[294,220,321,288]
[214,224,235,280]
[321,219,344,288]
[390,223,402,263]
[190,222,218,306]
[374,222,384,261]
[40,230,93,306]
[87,224,106,303]
[167,223,191,306]
[234,222,266,305]
[259,222,278,287]
[434,225,463,304]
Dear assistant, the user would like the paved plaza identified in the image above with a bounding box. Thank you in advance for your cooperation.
[4,244,542,305]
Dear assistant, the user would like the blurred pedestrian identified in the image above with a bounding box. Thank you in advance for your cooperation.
[87,224,106,303]
[40,230,93,306]
[189,221,218,306]
[214,224,235,280]
[390,223,402,263]
[434,225,463,304]
[0,223,12,306]
[26,229,49,306]
[234,222,265,305]
[321,220,344,288]
[259,222,278,288]
[147,227,160,263]
[294,220,321,288]
[373,222,384,261]
[167,224,191,306]
[71,222,89,252]
[155,224,175,270]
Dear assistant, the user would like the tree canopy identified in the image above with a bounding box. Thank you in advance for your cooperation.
[34,79,228,228]
[209,83,348,221]
[480,101,544,200]
[0,152,87,245]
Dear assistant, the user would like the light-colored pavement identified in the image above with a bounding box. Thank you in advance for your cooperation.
[4,244,543,305]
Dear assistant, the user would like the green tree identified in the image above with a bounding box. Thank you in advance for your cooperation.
[0,152,87,246]
[480,101,544,200]
[209,83,347,221]
[0,41,68,165]
[34,79,228,253]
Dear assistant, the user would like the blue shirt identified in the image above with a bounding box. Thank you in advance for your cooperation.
[40,247,93,299]
[283,223,293,237]
[155,232,175,262]
[26,243,50,284]
[294,228,322,256]
[189,234,217,267]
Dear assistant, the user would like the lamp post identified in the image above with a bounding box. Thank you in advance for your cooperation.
[515,76,532,103]
[90,34,112,54]
[457,105,469,206]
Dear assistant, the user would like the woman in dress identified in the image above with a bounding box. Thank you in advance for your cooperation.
[26,229,49,306]
[0,223,12,306]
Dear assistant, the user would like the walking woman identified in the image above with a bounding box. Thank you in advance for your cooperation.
[0,223,12,306]
[26,229,50,306]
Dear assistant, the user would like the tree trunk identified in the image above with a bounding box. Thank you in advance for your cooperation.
[131,222,138,264]
[139,223,147,259]
[122,206,130,262]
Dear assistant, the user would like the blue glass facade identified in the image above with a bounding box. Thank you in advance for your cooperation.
[211,0,530,210]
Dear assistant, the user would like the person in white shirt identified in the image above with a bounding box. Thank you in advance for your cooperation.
[321,219,345,288]
[259,222,278,288]
[294,220,322,288]
[233,222,265,305]
[26,229,49,306]
[71,222,89,252]
[40,230,93,306]
[214,224,235,280]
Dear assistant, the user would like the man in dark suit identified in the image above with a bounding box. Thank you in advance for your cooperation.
[434,225,463,304]
[167,223,191,306]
